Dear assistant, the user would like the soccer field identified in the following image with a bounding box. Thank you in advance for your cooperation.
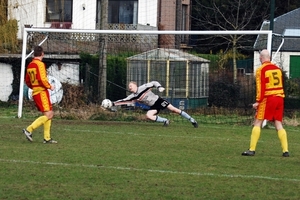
[1,117,300,199]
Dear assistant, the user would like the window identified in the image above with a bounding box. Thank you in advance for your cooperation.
[181,5,188,42]
[108,0,138,24]
[46,0,73,22]
[182,5,187,31]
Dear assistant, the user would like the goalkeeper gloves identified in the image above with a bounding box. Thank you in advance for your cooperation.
[158,86,165,92]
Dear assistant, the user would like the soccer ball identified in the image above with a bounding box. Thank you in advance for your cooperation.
[101,99,113,109]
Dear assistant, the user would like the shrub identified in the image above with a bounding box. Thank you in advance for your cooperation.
[208,81,240,107]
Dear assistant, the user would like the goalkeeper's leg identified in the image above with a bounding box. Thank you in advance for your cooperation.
[146,110,168,123]
[166,104,198,127]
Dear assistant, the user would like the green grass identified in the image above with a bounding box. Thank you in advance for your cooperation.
[1,115,300,199]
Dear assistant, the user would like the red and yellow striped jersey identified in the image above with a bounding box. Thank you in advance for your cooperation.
[255,61,285,103]
[25,58,51,96]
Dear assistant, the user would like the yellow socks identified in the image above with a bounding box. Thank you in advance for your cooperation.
[25,116,53,141]
[43,119,52,141]
[278,129,288,152]
[247,126,288,153]
[249,126,261,151]
[26,116,48,133]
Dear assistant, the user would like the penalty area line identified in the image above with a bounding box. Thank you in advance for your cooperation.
[0,158,300,182]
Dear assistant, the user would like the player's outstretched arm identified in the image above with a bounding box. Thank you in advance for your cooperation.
[113,100,135,106]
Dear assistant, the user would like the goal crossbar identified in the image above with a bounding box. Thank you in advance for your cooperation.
[18,28,273,118]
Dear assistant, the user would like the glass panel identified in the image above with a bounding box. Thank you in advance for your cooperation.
[128,60,147,85]
[188,63,209,98]
[149,61,166,86]
[181,5,187,42]
[169,61,186,98]
[108,0,138,24]
[46,0,72,22]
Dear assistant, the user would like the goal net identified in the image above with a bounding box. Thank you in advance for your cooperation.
[18,28,272,124]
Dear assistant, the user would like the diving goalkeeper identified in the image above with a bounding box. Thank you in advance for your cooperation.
[113,81,198,127]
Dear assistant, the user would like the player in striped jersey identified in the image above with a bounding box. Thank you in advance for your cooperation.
[242,49,289,157]
[22,46,57,144]
[113,81,198,128]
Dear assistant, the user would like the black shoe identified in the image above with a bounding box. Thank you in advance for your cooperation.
[22,129,33,142]
[43,139,58,144]
[192,121,198,128]
[163,120,170,127]
[241,150,255,156]
[282,152,289,157]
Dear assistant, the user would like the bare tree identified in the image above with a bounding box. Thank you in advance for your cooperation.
[192,0,270,83]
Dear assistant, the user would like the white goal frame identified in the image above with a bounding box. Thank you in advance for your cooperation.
[18,28,273,118]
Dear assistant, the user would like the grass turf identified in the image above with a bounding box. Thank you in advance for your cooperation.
[0,117,300,199]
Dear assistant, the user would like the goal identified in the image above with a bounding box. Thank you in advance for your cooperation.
[18,28,272,125]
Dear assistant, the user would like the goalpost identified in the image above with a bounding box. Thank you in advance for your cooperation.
[18,28,272,118]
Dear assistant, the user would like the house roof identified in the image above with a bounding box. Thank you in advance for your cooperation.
[254,7,300,51]
[127,48,210,62]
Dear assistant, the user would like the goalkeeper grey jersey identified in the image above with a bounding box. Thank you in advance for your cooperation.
[116,81,162,106]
